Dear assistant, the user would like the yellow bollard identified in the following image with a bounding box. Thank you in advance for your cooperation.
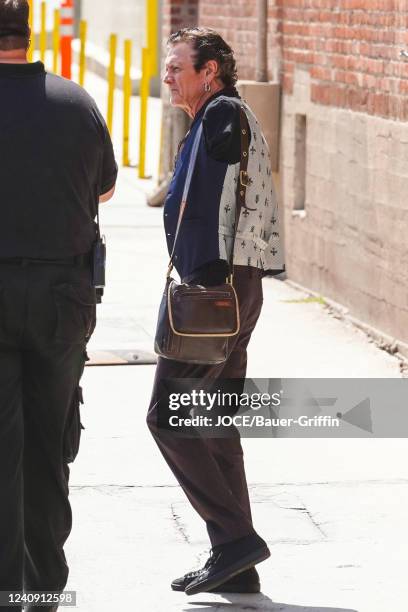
[147,0,158,77]
[40,2,47,64]
[28,0,34,61]
[53,9,60,74]
[107,34,117,135]
[122,39,132,167]
[79,20,87,87]
[138,47,150,179]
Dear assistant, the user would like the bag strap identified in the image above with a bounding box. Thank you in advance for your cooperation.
[167,123,203,277]
[229,106,250,281]
[166,105,250,282]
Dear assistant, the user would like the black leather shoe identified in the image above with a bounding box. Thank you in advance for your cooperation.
[171,566,260,593]
[210,567,260,593]
[171,567,205,592]
[185,533,270,596]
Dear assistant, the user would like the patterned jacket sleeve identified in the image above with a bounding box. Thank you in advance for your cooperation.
[202,97,250,164]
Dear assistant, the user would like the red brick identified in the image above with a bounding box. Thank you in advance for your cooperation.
[311,66,332,80]
[194,0,408,119]
[399,80,408,95]
[282,74,294,94]
[283,61,295,74]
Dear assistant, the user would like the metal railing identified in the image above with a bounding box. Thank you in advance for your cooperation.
[27,0,160,178]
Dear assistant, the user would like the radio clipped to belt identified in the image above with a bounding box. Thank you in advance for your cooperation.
[92,205,106,303]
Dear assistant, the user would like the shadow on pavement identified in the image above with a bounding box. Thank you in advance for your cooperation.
[183,593,358,611]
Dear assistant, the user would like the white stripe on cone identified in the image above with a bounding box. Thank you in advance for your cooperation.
[60,7,74,18]
[60,24,74,36]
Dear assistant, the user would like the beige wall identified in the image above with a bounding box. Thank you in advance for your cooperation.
[82,0,146,67]
[281,67,408,344]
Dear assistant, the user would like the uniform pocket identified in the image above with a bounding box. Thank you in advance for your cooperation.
[53,283,96,344]
[64,386,84,464]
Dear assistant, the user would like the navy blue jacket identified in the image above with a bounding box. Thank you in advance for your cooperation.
[163,87,246,283]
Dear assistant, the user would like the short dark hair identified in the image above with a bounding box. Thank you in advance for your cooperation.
[168,27,238,87]
[0,0,29,52]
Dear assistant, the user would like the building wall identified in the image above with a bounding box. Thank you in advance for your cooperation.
[163,0,198,40]
[199,0,408,344]
[282,66,408,342]
[277,0,408,122]
[199,0,281,81]
[81,0,146,66]
[160,0,199,180]
[200,0,408,121]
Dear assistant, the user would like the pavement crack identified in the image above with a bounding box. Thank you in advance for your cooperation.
[303,508,327,538]
[273,493,327,539]
[170,503,191,544]
[296,497,327,539]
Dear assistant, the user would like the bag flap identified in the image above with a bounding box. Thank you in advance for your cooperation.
[168,280,240,337]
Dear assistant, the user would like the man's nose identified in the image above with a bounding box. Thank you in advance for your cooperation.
[163,72,172,85]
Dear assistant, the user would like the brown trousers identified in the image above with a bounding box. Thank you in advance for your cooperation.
[147,266,263,547]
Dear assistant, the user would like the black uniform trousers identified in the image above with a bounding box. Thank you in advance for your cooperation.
[0,261,96,612]
[147,266,263,548]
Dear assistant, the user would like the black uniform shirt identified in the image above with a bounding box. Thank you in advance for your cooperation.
[0,61,117,258]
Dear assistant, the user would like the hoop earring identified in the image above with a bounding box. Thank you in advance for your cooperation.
[204,82,211,93]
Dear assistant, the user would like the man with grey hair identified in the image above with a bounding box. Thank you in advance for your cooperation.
[0,2,117,610]
[148,26,284,597]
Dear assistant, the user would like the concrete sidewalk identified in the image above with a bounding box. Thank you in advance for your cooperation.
[64,73,408,612]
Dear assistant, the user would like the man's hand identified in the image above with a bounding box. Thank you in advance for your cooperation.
[99,185,115,203]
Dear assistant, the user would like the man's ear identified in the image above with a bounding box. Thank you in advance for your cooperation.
[206,59,219,80]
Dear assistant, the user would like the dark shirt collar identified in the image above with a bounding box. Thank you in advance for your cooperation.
[0,61,45,77]
[191,85,240,129]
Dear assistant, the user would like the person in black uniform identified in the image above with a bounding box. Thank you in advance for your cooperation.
[0,2,117,611]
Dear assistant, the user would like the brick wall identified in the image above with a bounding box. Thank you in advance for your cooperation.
[199,0,281,82]
[163,0,199,40]
[279,0,408,122]
[199,0,408,121]
[281,68,408,345]
[197,0,408,345]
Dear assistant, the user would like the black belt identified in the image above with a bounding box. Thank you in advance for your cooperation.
[0,253,91,267]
